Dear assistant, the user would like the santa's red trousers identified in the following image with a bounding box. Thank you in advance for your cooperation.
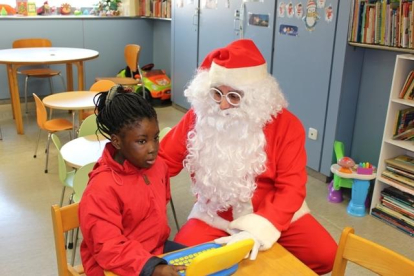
[174,214,337,275]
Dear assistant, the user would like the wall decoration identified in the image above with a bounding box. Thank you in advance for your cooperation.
[27,2,36,16]
[295,2,303,19]
[317,0,326,8]
[286,2,294,18]
[176,0,184,8]
[204,0,218,9]
[325,5,333,22]
[278,1,285,18]
[280,24,299,36]
[225,0,230,8]
[303,0,319,31]
[248,13,269,27]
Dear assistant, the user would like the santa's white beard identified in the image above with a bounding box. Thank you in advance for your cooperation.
[183,70,287,216]
[184,106,267,216]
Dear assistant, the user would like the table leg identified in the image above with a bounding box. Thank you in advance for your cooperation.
[7,64,24,134]
[72,111,76,139]
[74,61,85,124]
[66,63,74,91]
[347,179,370,217]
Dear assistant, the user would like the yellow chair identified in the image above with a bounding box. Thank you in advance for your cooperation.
[51,203,85,276]
[332,227,414,275]
[33,93,73,173]
[95,44,141,86]
[13,38,66,114]
[80,80,116,121]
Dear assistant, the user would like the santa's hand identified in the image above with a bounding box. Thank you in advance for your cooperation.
[214,231,261,260]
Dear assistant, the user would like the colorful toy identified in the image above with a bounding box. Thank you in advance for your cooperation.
[135,64,171,105]
[329,141,376,217]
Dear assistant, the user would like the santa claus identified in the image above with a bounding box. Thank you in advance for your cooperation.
[159,39,337,274]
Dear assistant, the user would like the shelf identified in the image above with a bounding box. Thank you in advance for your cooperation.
[384,138,414,152]
[391,98,414,107]
[377,176,414,195]
[348,42,414,54]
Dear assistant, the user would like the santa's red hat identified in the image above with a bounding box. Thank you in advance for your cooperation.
[200,39,267,87]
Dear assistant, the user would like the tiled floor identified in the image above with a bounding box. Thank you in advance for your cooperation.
[0,101,412,276]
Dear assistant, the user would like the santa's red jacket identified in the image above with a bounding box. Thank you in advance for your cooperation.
[159,108,309,248]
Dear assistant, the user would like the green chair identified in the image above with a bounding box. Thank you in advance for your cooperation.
[160,127,180,231]
[328,141,354,203]
[70,162,96,266]
[78,114,98,137]
[51,134,75,207]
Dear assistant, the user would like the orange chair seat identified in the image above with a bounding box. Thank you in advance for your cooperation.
[95,77,140,86]
[44,119,73,132]
[19,68,61,77]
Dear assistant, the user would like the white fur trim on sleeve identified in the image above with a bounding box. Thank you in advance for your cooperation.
[187,202,231,232]
[229,213,280,250]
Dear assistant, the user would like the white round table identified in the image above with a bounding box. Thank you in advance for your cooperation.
[61,134,108,169]
[0,47,99,134]
[43,91,99,137]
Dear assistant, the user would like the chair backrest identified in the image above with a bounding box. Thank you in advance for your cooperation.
[33,93,47,129]
[72,162,95,203]
[78,114,98,137]
[51,203,83,276]
[332,227,414,276]
[334,140,345,162]
[124,44,141,74]
[159,127,172,140]
[13,38,52,48]
[89,80,116,92]
[51,134,68,183]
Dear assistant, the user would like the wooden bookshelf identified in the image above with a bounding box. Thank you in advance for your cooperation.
[136,0,171,19]
[348,0,414,51]
[371,54,414,236]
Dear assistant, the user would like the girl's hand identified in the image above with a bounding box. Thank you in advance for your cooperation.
[152,264,187,276]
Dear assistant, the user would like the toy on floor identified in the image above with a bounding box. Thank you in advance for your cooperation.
[328,141,376,217]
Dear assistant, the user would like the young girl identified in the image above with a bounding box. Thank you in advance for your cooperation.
[79,85,186,276]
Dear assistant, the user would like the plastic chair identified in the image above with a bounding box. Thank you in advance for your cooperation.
[51,134,76,206]
[159,127,180,231]
[78,114,98,137]
[80,80,116,120]
[13,38,66,113]
[51,203,85,276]
[70,162,96,266]
[33,93,73,173]
[95,44,141,86]
[328,141,354,203]
[332,227,414,276]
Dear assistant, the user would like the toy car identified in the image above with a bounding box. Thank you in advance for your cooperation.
[135,63,171,105]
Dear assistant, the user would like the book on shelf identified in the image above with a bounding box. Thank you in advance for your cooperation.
[392,107,414,137]
[382,186,414,205]
[349,0,414,49]
[382,195,414,219]
[386,165,414,181]
[385,155,414,174]
[371,207,414,236]
[398,70,414,98]
[376,203,414,225]
[382,169,414,189]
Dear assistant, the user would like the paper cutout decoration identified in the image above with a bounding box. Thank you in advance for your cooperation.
[295,3,303,19]
[325,5,333,22]
[303,0,319,31]
[278,2,285,18]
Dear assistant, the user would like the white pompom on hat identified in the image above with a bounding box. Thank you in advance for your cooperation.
[200,39,268,87]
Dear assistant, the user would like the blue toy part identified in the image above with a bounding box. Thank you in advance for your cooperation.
[347,179,370,217]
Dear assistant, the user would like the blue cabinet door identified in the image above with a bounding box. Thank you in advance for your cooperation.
[171,1,199,110]
[272,0,339,172]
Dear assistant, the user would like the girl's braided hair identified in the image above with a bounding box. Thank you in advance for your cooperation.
[94,85,157,140]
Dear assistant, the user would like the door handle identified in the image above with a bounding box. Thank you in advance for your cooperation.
[234,9,240,35]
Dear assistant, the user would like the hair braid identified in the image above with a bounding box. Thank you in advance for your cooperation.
[94,85,157,140]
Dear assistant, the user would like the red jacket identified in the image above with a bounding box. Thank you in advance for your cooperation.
[79,143,171,276]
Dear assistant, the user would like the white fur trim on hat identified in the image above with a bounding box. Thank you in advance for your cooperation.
[209,61,268,87]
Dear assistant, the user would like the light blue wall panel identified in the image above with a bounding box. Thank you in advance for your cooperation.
[153,20,172,77]
[351,50,397,166]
